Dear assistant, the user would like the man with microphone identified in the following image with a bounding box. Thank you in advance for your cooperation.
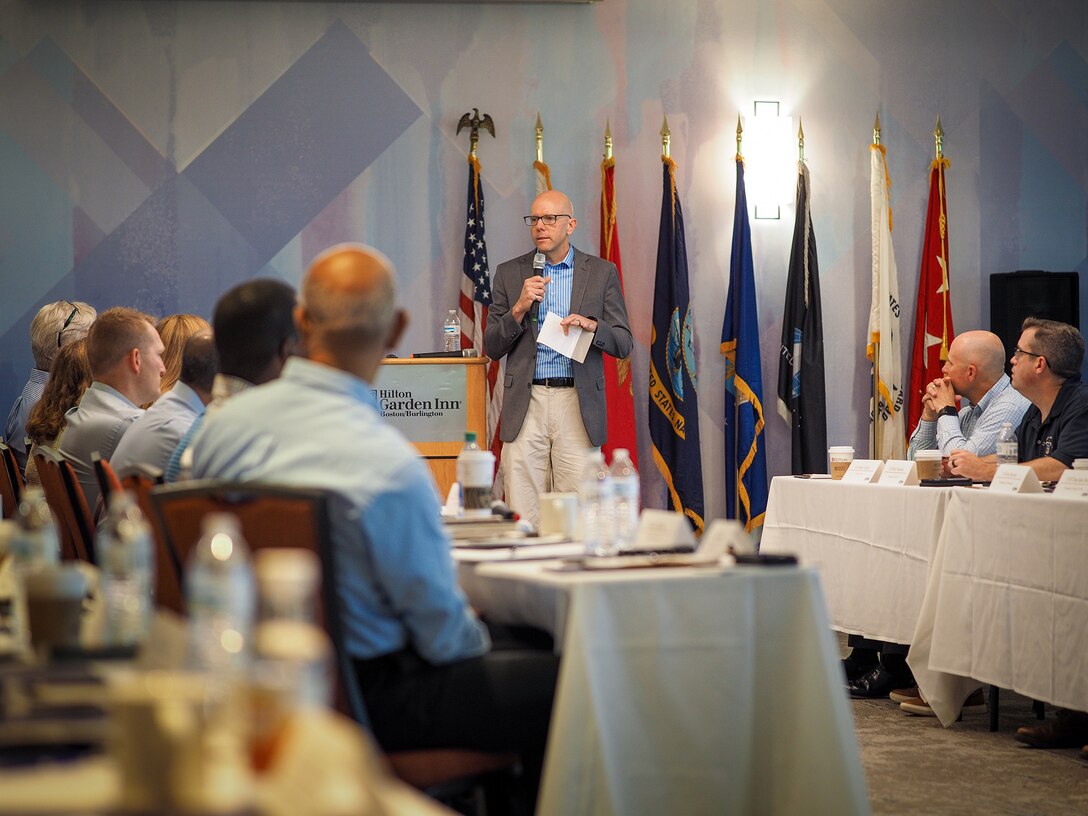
[485,189,632,528]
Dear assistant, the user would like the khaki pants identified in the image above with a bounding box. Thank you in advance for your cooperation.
[504,385,597,529]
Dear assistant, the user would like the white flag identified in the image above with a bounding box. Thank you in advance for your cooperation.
[867,144,906,459]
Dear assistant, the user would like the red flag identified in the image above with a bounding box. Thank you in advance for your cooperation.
[599,155,639,468]
[908,158,954,437]
[458,155,504,486]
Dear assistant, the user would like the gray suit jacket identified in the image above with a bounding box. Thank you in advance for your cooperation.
[484,248,632,446]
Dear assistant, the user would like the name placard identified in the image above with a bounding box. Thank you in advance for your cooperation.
[632,509,696,551]
[700,519,747,557]
[988,464,1043,494]
[1054,469,1088,498]
[878,460,920,486]
[842,459,884,484]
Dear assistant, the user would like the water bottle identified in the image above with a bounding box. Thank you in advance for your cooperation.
[456,432,494,518]
[996,421,1018,466]
[9,488,60,576]
[609,449,640,552]
[580,451,615,557]
[97,491,155,646]
[443,309,461,352]
[251,549,333,770]
[186,513,256,673]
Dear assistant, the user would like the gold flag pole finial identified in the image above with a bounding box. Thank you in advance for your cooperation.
[604,118,613,161]
[873,113,881,146]
[456,108,495,159]
[736,114,743,160]
[660,115,671,159]
[798,118,805,163]
[535,112,544,164]
[934,115,944,160]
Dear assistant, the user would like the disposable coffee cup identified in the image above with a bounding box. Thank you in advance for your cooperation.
[24,564,88,654]
[828,446,855,480]
[538,493,578,539]
[1073,459,1088,471]
[915,450,943,481]
[456,449,495,519]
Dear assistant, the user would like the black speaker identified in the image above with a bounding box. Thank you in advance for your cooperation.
[990,271,1080,371]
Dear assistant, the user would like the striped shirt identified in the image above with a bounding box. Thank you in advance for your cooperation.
[907,374,1030,458]
[534,245,576,380]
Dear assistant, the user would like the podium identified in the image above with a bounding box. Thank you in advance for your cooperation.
[375,357,488,498]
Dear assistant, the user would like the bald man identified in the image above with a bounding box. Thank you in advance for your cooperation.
[485,189,632,528]
[906,330,1030,460]
[193,245,557,791]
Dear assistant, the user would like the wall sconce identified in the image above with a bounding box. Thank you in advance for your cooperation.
[743,100,794,220]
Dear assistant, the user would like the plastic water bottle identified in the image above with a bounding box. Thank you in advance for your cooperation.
[580,451,615,557]
[97,492,155,646]
[443,309,461,352]
[996,421,1018,466]
[609,449,640,552]
[9,488,60,575]
[186,513,256,672]
[456,432,494,518]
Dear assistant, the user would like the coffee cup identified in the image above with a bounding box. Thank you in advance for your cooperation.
[915,450,943,481]
[538,492,578,539]
[828,446,855,480]
[24,564,87,654]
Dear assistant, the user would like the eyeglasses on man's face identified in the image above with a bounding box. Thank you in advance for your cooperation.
[523,214,572,227]
[1012,346,1043,360]
[57,302,79,348]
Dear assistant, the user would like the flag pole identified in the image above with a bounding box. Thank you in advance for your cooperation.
[871,113,881,459]
[798,118,805,163]
[934,115,950,361]
[660,115,670,159]
[535,112,544,164]
[735,113,743,161]
[732,113,744,520]
[603,118,613,161]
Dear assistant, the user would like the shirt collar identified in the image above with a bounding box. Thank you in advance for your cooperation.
[543,246,575,270]
[30,368,49,384]
[211,374,254,402]
[86,380,140,409]
[973,373,1012,414]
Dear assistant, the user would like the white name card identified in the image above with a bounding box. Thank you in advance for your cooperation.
[700,519,747,557]
[988,464,1043,494]
[842,459,884,483]
[1054,469,1088,498]
[878,460,920,486]
[632,509,696,551]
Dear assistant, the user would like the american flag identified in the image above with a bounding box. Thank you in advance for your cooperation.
[458,155,504,476]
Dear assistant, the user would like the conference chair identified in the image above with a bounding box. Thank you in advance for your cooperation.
[33,447,96,563]
[0,440,24,519]
[149,481,519,810]
[91,452,123,520]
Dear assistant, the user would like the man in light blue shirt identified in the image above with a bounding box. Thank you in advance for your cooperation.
[111,333,216,478]
[60,308,165,511]
[193,245,556,779]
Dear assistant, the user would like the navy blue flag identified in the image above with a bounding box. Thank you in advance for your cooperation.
[721,158,768,532]
[648,157,704,532]
[776,161,827,474]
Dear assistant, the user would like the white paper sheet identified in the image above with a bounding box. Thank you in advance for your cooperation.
[536,312,593,363]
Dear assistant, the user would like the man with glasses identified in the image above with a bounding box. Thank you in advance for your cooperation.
[4,301,97,471]
[485,189,632,529]
[950,317,1088,481]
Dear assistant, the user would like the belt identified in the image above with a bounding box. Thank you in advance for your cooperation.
[532,377,575,388]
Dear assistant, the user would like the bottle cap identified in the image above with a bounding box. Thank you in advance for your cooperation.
[255,548,320,595]
[612,448,629,459]
[464,432,477,443]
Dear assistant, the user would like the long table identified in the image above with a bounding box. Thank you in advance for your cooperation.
[909,488,1088,725]
[760,476,954,644]
[459,557,870,816]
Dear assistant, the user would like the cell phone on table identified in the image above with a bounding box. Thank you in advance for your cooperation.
[733,553,798,566]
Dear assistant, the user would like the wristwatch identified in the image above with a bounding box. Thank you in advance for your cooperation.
[937,406,958,419]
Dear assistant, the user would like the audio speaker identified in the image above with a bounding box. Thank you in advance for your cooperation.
[990,271,1079,371]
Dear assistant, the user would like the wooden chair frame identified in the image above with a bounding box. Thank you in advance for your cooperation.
[33,447,95,562]
[0,440,24,520]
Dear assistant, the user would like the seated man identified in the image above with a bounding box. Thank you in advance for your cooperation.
[110,332,217,478]
[59,307,165,510]
[950,318,1088,481]
[192,245,556,795]
[4,301,96,471]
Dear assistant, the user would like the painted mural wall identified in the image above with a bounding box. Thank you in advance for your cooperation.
[2,0,1086,520]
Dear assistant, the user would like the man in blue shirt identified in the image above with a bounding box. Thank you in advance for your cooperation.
[486,190,632,528]
[193,245,556,783]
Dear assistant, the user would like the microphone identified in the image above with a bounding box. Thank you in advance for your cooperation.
[531,252,545,323]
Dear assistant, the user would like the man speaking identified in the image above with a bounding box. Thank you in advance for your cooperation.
[485,190,632,528]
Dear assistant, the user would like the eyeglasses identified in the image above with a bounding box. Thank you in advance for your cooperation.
[523,214,572,227]
[57,302,79,348]
[1013,346,1043,360]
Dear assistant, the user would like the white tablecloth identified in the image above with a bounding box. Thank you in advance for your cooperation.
[761,477,953,644]
[909,489,1088,725]
[461,561,870,816]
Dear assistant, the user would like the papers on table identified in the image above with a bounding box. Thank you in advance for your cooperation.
[536,312,593,363]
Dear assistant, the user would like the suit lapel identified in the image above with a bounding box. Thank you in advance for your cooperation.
[570,249,590,317]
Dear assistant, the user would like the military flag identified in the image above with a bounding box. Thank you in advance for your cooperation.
[722,157,768,532]
[534,113,552,195]
[648,155,704,531]
[599,144,638,467]
[868,127,906,459]
[776,156,827,474]
[908,150,954,435]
